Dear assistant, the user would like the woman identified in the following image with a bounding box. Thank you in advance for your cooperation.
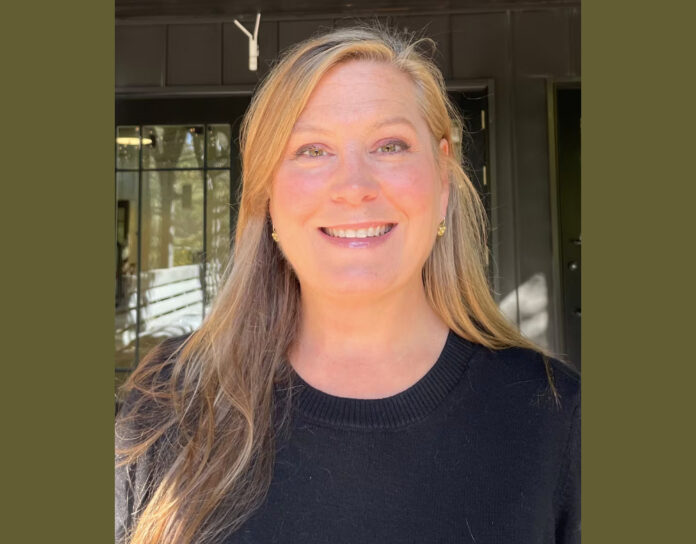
[116,26,580,544]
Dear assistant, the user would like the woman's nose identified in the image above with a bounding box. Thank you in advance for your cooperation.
[329,152,379,205]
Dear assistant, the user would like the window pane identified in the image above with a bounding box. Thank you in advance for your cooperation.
[115,171,139,369]
[139,171,204,350]
[142,125,205,169]
[114,118,235,385]
[116,126,140,170]
[205,170,231,310]
[141,170,204,270]
[207,124,232,168]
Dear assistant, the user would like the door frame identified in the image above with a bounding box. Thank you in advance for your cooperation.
[546,78,581,363]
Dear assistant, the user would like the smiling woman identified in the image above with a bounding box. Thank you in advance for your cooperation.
[116,25,580,544]
[271,60,448,304]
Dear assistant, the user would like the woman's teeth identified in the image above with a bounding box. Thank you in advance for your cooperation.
[322,224,394,239]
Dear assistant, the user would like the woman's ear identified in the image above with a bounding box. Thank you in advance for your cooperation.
[438,138,450,217]
[268,198,275,226]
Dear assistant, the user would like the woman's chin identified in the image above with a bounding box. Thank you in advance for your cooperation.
[302,272,400,300]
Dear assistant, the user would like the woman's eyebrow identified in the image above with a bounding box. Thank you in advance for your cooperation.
[292,116,417,135]
[291,122,331,135]
[370,116,417,131]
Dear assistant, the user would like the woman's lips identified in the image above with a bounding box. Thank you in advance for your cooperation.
[318,223,397,248]
[319,223,395,239]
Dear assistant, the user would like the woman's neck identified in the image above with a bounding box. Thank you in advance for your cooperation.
[288,283,450,399]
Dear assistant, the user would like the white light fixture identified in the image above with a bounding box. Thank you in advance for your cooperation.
[233,12,261,71]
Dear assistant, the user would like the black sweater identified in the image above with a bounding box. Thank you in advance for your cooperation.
[116,331,580,543]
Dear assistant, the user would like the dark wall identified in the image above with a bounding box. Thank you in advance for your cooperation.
[115,3,581,357]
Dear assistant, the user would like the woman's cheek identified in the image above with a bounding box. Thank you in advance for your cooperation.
[273,165,327,219]
[380,165,439,212]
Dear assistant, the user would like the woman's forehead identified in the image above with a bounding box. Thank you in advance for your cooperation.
[294,60,424,129]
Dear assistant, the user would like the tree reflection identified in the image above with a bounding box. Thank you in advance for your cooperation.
[114,124,232,377]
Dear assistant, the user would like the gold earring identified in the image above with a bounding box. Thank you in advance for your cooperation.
[271,227,279,242]
[437,219,446,237]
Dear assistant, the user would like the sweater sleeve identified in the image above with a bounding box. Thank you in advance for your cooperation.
[115,445,136,544]
[115,335,189,543]
[115,391,156,544]
[555,402,581,543]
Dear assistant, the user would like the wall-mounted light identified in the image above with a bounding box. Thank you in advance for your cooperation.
[233,12,261,71]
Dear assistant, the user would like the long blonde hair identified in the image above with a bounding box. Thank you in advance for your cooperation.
[116,25,559,544]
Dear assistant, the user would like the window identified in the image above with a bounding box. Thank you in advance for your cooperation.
[115,122,234,391]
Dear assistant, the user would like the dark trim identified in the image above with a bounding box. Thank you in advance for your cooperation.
[554,77,581,88]
[219,21,224,87]
[485,78,499,297]
[162,24,168,88]
[116,86,256,98]
[447,79,498,292]
[446,79,497,291]
[202,126,208,313]
[445,79,490,92]
[507,9,521,326]
[116,2,582,25]
[546,77,581,359]
[116,96,254,125]
[135,128,143,365]
[546,78,563,356]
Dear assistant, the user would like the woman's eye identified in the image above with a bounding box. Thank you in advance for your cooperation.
[376,141,408,154]
[296,145,327,158]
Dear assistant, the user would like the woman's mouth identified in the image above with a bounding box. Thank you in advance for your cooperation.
[319,224,396,239]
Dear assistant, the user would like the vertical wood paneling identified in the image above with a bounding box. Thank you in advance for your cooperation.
[513,9,570,76]
[333,17,377,29]
[278,20,333,54]
[489,75,520,312]
[569,7,581,77]
[167,23,222,86]
[512,76,555,347]
[116,25,166,87]
[451,12,509,79]
[392,15,452,78]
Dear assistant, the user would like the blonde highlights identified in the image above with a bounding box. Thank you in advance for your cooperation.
[117,25,558,544]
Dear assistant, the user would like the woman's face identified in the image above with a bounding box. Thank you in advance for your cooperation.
[269,60,449,300]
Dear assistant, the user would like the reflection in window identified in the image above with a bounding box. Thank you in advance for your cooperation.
[116,126,140,169]
[207,125,232,168]
[115,171,139,369]
[141,171,204,271]
[115,124,233,386]
[142,125,205,169]
[206,170,231,310]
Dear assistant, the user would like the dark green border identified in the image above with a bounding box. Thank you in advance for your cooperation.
[5,1,694,541]
[585,1,694,541]
[3,2,114,541]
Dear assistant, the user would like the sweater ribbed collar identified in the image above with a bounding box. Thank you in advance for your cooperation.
[290,330,477,430]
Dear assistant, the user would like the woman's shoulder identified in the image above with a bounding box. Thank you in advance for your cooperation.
[117,334,192,409]
[115,334,193,543]
[455,334,580,413]
[141,333,193,370]
[493,344,579,394]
